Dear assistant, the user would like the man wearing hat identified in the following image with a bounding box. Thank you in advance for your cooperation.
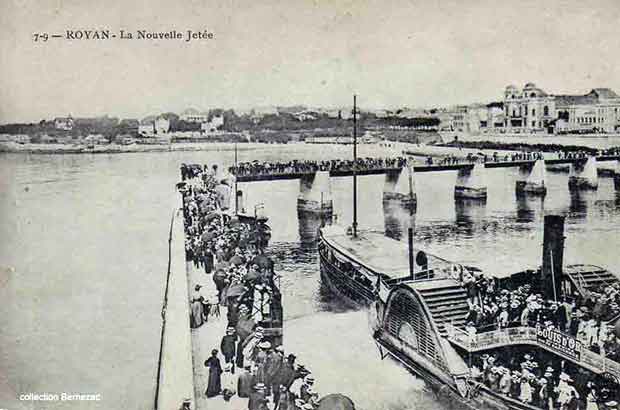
[299,374,315,402]
[275,384,293,410]
[255,341,271,384]
[266,345,285,402]
[248,383,266,410]
[289,367,309,399]
[279,354,297,392]
[221,327,238,373]
[242,327,264,365]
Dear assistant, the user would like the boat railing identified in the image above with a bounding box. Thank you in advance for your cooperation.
[447,324,620,379]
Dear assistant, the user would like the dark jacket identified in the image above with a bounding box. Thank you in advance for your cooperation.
[237,371,255,398]
[221,334,237,359]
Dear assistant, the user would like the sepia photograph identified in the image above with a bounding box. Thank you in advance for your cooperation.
[1,1,620,410]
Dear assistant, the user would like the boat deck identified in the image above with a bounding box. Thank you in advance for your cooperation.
[320,225,452,278]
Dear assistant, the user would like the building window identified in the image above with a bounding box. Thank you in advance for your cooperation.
[544,106,549,116]
[532,108,536,116]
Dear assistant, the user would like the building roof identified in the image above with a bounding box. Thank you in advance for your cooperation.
[554,94,598,107]
[590,88,619,99]
[182,108,202,115]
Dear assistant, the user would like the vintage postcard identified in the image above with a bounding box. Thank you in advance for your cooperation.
[1,1,619,410]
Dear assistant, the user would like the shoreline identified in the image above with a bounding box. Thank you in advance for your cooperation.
[0,141,302,155]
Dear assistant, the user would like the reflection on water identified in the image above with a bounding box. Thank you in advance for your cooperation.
[297,210,329,248]
[1,145,620,410]
[515,195,544,224]
[383,201,415,240]
[454,198,487,234]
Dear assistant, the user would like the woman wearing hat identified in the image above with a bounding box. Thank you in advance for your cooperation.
[204,349,223,398]
[190,284,205,329]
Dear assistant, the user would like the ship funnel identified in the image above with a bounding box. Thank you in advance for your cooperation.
[541,215,565,301]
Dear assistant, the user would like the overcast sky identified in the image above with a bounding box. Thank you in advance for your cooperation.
[1,0,619,123]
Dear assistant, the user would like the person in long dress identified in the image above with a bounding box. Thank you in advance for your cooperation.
[190,285,205,328]
[205,349,223,398]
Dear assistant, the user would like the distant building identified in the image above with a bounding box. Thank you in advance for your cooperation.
[154,117,170,134]
[503,83,555,132]
[555,88,620,133]
[54,116,74,130]
[201,115,224,133]
[180,108,209,123]
[503,83,620,133]
[138,122,154,136]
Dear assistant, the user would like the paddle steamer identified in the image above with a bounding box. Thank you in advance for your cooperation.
[318,96,620,409]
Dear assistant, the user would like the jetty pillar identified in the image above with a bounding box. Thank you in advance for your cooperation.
[614,160,620,190]
[297,171,333,217]
[568,157,598,190]
[454,164,487,200]
[516,160,547,197]
[541,215,565,300]
[382,166,416,211]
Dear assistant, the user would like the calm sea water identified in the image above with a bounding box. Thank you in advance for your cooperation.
[1,144,619,410]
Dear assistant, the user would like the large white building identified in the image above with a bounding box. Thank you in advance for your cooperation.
[503,83,620,133]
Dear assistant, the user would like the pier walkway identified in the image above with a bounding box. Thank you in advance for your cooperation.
[230,154,620,182]
[187,263,249,410]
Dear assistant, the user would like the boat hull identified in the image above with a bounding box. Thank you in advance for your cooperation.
[375,335,543,410]
[318,240,376,308]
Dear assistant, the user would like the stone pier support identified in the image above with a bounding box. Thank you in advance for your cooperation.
[568,157,598,190]
[297,171,333,216]
[382,166,416,211]
[516,159,547,197]
[454,164,487,200]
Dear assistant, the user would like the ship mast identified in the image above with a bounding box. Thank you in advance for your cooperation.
[234,141,238,214]
[352,94,358,238]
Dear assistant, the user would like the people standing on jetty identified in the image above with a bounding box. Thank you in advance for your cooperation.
[229,157,408,177]
[205,349,223,398]
[221,327,238,373]
[190,284,205,328]
[180,163,335,409]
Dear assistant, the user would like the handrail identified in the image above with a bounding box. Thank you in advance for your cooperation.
[447,325,620,379]
[153,208,177,410]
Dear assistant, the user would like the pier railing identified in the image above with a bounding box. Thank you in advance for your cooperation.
[445,324,620,379]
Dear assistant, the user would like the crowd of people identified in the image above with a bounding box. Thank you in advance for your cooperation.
[229,157,408,177]
[471,351,618,410]
[179,163,327,410]
[451,267,620,408]
[459,270,620,360]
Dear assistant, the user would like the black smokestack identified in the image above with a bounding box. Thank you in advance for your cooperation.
[541,215,565,301]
